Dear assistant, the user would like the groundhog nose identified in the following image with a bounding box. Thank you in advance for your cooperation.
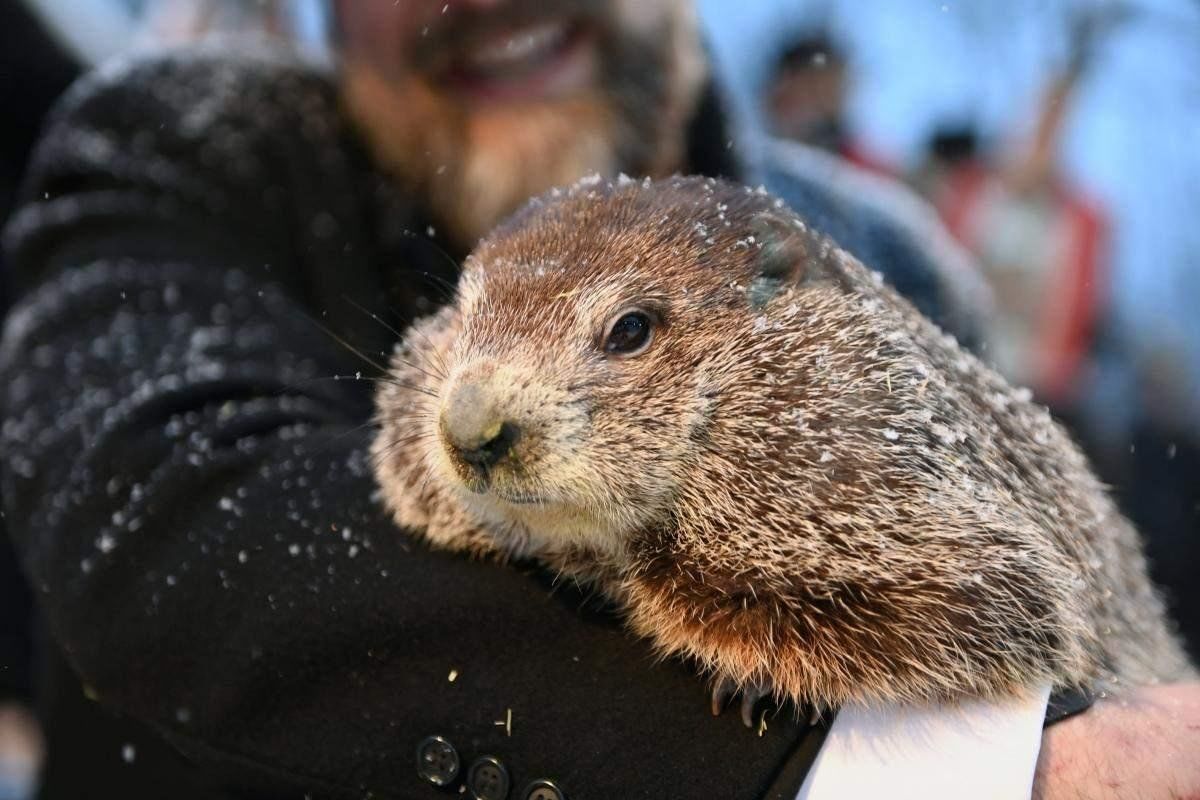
[441,382,520,472]
[456,420,520,473]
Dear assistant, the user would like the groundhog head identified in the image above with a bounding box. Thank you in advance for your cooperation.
[417,175,857,559]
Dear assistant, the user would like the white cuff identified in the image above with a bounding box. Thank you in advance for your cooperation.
[798,686,1051,800]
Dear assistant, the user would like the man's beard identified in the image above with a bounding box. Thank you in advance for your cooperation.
[340,4,704,249]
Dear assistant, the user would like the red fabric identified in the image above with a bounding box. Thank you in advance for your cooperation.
[1034,190,1104,401]
[931,160,1106,404]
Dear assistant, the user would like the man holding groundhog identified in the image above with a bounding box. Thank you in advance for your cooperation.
[1,1,1196,798]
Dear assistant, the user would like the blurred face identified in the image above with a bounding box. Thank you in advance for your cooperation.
[767,62,847,150]
[335,0,705,247]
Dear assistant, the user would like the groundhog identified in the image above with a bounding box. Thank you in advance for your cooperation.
[371,175,1194,725]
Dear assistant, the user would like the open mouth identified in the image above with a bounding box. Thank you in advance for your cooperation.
[440,18,595,104]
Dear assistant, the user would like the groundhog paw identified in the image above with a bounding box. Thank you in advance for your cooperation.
[710,676,777,728]
[709,676,827,729]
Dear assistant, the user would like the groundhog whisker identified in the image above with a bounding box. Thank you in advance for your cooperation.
[340,295,405,338]
[328,419,382,442]
[301,312,399,377]
[340,296,447,382]
[373,430,439,461]
[395,311,452,379]
[394,231,460,297]
[375,378,439,399]
[384,355,445,384]
[416,270,459,304]
[276,373,392,394]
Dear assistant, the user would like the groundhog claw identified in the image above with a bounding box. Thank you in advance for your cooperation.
[710,676,735,717]
[710,677,772,728]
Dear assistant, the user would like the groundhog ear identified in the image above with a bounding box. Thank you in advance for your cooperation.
[749,211,839,286]
[746,212,845,308]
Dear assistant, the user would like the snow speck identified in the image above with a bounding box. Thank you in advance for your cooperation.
[122,744,136,764]
[987,392,1010,411]
[931,423,966,446]
[288,543,301,556]
[448,669,459,682]
[784,407,808,431]
[96,533,117,554]
[882,428,901,441]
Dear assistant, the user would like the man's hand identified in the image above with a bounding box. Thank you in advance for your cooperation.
[1033,682,1200,799]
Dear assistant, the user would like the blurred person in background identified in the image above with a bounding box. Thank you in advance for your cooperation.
[761,32,888,176]
[1,1,1196,799]
[909,10,1109,415]
[763,35,850,157]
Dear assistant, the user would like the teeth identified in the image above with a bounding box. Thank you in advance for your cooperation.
[467,21,568,71]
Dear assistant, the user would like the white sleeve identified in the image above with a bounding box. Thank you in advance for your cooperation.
[798,686,1051,800]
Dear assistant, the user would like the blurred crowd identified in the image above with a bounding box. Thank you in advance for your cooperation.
[1,0,1197,797]
[704,0,1200,660]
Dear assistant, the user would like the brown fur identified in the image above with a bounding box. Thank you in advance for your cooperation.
[372,176,1194,713]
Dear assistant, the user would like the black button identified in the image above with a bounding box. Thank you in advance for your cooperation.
[466,755,510,800]
[415,735,460,787]
[521,778,566,800]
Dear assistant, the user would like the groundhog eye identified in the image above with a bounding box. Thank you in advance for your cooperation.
[603,311,654,356]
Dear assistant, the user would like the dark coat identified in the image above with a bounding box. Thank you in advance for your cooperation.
[0,47,977,800]
[0,0,78,709]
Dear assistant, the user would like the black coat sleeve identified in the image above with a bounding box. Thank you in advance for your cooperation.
[0,51,811,799]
